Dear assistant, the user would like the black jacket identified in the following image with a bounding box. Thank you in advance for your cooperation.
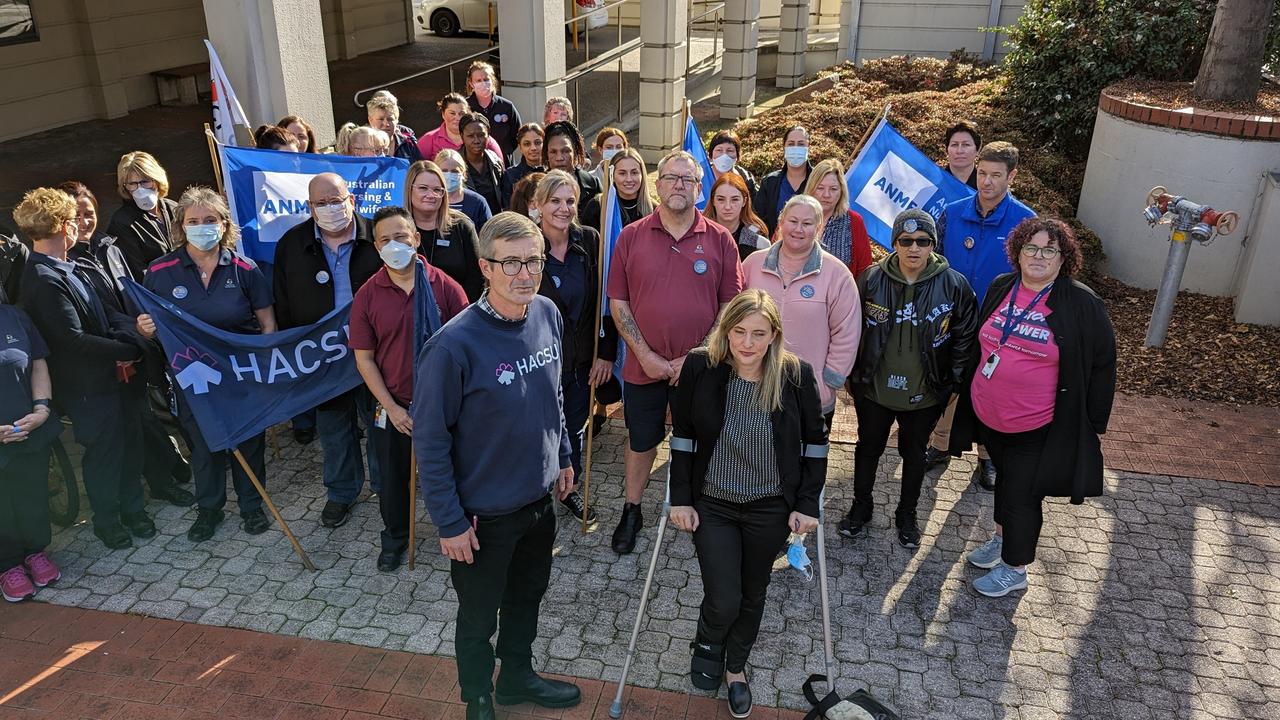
[571,168,603,223]
[948,272,1117,503]
[106,198,180,282]
[418,215,484,302]
[754,163,812,237]
[0,229,28,305]
[670,350,827,518]
[272,214,381,329]
[848,257,979,400]
[537,225,618,371]
[500,161,545,210]
[579,193,647,235]
[19,253,143,415]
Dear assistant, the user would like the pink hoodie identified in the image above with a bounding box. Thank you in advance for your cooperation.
[743,243,862,411]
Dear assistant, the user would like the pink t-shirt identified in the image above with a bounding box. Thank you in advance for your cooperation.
[417,125,506,168]
[971,282,1060,433]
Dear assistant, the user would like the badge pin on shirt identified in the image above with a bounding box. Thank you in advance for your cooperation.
[315,270,330,284]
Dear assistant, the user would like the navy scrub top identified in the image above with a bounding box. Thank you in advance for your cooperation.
[144,247,273,334]
[0,304,49,425]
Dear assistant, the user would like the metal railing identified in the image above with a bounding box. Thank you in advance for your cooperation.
[686,2,726,83]
[351,43,498,107]
[562,0,641,129]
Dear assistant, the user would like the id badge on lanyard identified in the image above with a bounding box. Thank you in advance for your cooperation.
[985,279,1051,379]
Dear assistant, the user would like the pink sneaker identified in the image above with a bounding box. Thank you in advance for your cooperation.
[1,566,34,603]
[24,552,60,588]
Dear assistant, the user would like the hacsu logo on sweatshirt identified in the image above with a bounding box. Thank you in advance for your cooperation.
[495,342,562,386]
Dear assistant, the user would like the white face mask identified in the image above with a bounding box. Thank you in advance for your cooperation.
[602,147,622,163]
[379,240,416,270]
[186,224,223,251]
[712,154,736,173]
[132,187,159,211]
[528,207,542,224]
[443,172,463,193]
[313,202,352,232]
[784,146,809,168]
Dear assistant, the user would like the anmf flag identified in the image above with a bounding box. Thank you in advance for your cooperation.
[123,280,362,453]
[204,39,252,146]
[845,118,976,249]
[219,144,409,263]
[682,114,716,211]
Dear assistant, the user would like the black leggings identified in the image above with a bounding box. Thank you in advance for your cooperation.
[692,495,791,673]
[0,448,52,570]
[981,423,1051,567]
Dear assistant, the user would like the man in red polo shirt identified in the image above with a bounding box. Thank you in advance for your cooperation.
[350,206,468,572]
[606,150,743,554]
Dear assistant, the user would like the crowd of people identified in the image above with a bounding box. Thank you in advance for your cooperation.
[0,61,1117,720]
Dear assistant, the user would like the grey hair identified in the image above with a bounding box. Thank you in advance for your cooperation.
[175,185,240,249]
[366,90,400,114]
[477,211,540,259]
[657,149,704,183]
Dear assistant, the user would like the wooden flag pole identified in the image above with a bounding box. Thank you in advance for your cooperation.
[580,149,612,534]
[203,124,225,195]
[232,448,316,571]
[845,103,892,171]
[408,451,418,570]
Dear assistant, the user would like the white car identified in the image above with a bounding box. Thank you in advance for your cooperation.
[417,0,596,38]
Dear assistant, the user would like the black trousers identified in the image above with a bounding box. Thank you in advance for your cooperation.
[981,423,1051,567]
[179,412,266,517]
[370,422,413,554]
[69,392,145,528]
[0,448,53,570]
[451,494,555,701]
[692,495,791,673]
[140,408,190,490]
[851,393,945,517]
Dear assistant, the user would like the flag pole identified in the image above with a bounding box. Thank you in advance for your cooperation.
[233,448,317,571]
[845,103,892,170]
[408,450,417,570]
[204,124,225,195]
[580,157,611,534]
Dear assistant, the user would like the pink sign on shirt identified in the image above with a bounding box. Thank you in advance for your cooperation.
[971,283,1060,433]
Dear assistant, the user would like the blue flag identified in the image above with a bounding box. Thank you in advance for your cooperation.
[123,279,363,452]
[412,259,442,359]
[220,145,410,263]
[845,119,976,249]
[598,184,626,386]
[682,114,715,211]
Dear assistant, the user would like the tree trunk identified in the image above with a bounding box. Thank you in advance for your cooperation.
[1194,0,1273,103]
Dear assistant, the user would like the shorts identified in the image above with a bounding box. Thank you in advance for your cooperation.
[623,380,674,452]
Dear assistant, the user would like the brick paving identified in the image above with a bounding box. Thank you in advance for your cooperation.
[3,392,1279,719]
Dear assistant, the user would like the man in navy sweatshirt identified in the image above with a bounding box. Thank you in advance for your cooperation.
[412,211,579,720]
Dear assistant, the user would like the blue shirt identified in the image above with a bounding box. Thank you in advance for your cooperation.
[144,247,273,334]
[545,249,587,328]
[315,222,357,309]
[776,174,802,217]
[939,192,1036,302]
[0,305,48,425]
[451,189,493,233]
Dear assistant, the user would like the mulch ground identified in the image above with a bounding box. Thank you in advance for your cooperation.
[1107,78,1280,116]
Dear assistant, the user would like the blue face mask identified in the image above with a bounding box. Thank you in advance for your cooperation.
[186,224,222,251]
[787,533,814,582]
[443,171,463,193]
[378,239,416,270]
[784,146,809,168]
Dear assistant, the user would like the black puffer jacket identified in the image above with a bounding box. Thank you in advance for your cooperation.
[847,254,979,400]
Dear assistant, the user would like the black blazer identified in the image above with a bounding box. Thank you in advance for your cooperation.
[106,198,180,282]
[948,272,1117,503]
[19,253,143,414]
[536,225,618,371]
[670,350,827,518]
[272,214,381,329]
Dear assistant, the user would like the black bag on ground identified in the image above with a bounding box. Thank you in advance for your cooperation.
[802,674,901,720]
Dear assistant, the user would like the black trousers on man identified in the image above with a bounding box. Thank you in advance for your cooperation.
[981,424,1051,567]
[450,494,555,702]
[850,393,945,517]
[692,495,791,673]
[370,422,413,554]
[69,391,145,530]
[0,448,53,570]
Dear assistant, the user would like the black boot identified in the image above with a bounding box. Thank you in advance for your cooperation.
[689,640,725,691]
[974,458,997,491]
[465,694,496,720]
[611,502,643,554]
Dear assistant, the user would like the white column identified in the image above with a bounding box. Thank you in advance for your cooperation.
[496,0,567,128]
[720,0,760,121]
[837,0,862,62]
[776,0,809,89]
[202,0,337,146]
[638,0,689,163]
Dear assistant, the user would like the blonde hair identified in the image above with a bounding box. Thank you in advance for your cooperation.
[336,124,390,155]
[477,211,540,259]
[433,149,466,178]
[543,96,574,123]
[608,149,655,217]
[116,151,170,200]
[803,158,850,216]
[366,89,400,114]
[174,186,239,250]
[532,169,580,211]
[776,194,826,243]
[403,160,465,239]
[12,187,76,240]
[704,289,800,412]
[466,61,497,93]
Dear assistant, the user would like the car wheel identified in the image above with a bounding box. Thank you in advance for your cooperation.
[431,9,460,37]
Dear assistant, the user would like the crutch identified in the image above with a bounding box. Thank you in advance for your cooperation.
[815,487,837,688]
[608,457,677,718]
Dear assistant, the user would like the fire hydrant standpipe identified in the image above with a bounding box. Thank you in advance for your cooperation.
[1141,187,1240,348]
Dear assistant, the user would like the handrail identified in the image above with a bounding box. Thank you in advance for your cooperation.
[561,37,644,84]
[689,2,725,24]
[560,0,631,26]
[352,45,497,107]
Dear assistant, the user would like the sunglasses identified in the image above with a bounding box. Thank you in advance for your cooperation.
[895,237,935,248]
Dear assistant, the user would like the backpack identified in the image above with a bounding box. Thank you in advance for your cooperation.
[801,674,900,720]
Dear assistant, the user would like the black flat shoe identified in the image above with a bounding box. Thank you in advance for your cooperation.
[611,502,643,554]
[465,694,496,720]
[727,677,752,718]
[241,509,269,535]
[321,500,352,528]
[121,512,156,539]
[923,446,950,470]
[974,458,997,491]
[187,508,224,543]
[494,670,581,708]
[151,483,195,507]
[93,523,132,550]
[377,549,404,572]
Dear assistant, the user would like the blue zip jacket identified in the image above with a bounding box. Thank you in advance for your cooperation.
[938,192,1035,302]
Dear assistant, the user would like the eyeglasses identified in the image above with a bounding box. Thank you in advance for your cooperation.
[125,179,156,191]
[659,174,698,187]
[311,195,351,208]
[485,256,546,276]
[414,185,446,197]
[1021,245,1060,259]
[894,237,934,248]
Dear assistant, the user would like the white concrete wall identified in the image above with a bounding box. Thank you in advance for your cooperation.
[1232,172,1280,326]
[1078,110,1280,298]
